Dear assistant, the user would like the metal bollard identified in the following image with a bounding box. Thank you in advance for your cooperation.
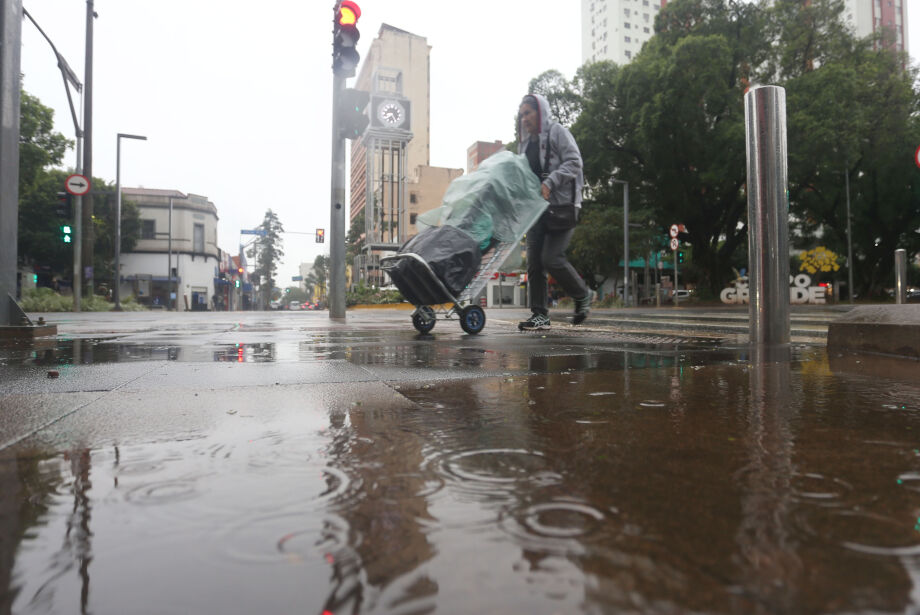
[744,86,790,346]
[895,249,907,304]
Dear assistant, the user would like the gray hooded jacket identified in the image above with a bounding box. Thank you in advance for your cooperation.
[517,93,584,208]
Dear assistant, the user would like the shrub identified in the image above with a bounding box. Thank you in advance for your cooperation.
[346,283,405,306]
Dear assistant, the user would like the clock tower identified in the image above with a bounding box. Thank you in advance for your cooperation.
[361,69,413,253]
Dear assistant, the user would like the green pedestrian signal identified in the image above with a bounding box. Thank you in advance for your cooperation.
[677,251,685,264]
[61,225,73,243]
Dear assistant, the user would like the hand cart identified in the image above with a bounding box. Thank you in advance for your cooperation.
[380,239,519,335]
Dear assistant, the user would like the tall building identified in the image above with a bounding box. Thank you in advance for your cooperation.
[842,0,909,54]
[350,25,431,226]
[349,24,463,286]
[581,0,668,65]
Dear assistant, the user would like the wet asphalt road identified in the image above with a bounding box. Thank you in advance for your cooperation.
[2,308,920,614]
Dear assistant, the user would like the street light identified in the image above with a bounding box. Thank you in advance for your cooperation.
[610,178,629,306]
[114,132,147,310]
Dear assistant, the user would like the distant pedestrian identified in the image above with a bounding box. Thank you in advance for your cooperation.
[517,93,593,331]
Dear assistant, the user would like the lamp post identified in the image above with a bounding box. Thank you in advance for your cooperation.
[168,194,188,310]
[610,179,629,306]
[114,132,146,310]
[844,163,854,304]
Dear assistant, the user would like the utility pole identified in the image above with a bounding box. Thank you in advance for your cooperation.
[0,0,22,326]
[82,0,95,299]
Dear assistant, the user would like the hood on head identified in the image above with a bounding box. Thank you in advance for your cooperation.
[518,93,552,142]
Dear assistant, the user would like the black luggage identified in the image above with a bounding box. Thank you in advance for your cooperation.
[387,225,482,305]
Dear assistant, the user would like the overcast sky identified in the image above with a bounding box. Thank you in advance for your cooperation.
[18,1,920,285]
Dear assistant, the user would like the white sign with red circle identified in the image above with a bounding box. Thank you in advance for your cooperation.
[915,145,920,169]
[65,174,91,196]
[670,238,679,251]
[669,224,679,238]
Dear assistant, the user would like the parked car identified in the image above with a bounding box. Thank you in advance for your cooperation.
[288,300,301,311]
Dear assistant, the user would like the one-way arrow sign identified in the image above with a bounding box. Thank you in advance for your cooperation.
[65,174,91,196]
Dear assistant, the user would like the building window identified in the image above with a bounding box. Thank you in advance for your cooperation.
[141,219,155,239]
[193,223,204,254]
[623,8,630,16]
[625,50,632,58]
[625,22,631,29]
[625,36,631,42]
[644,27,650,33]
[410,193,417,204]
[410,213,418,224]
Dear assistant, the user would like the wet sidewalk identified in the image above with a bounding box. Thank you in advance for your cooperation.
[1,309,919,614]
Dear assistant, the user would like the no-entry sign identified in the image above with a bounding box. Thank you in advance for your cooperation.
[915,145,920,169]
[65,174,90,196]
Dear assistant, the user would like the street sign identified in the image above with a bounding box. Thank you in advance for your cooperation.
[669,224,679,239]
[670,238,679,251]
[240,229,267,236]
[65,174,90,196]
[292,275,303,281]
[915,144,920,169]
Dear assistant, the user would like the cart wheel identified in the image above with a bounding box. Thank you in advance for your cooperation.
[412,306,436,333]
[459,305,486,335]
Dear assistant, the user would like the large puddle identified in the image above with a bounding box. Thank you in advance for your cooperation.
[2,343,920,613]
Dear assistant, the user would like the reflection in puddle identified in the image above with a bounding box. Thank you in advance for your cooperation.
[3,347,920,612]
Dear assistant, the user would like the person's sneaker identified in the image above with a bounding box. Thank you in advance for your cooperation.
[518,313,551,331]
[572,290,594,325]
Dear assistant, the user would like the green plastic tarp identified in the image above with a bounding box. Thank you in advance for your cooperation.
[417,151,547,251]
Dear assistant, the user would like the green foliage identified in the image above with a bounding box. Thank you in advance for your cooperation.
[530,0,920,298]
[19,287,73,312]
[345,283,405,307]
[346,210,365,264]
[19,288,146,312]
[247,210,285,306]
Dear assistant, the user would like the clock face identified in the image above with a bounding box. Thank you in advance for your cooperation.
[377,101,406,128]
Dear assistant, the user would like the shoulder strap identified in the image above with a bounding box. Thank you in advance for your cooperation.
[541,123,577,203]
[542,123,554,176]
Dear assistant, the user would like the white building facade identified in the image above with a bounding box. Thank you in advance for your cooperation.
[843,0,908,54]
[582,0,907,66]
[119,188,224,311]
[581,0,668,65]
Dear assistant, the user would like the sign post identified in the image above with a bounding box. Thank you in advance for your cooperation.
[670,237,680,307]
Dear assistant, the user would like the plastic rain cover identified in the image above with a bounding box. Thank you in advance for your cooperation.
[417,151,547,251]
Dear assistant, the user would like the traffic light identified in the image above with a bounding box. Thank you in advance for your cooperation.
[61,225,73,243]
[55,192,73,219]
[677,251,685,264]
[333,1,361,77]
[338,88,369,139]
[316,228,325,243]
[235,279,241,288]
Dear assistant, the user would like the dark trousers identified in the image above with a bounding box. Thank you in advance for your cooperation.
[526,218,588,316]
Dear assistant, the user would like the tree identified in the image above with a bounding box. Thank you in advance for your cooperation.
[346,210,365,265]
[246,209,285,308]
[311,255,329,302]
[555,0,920,297]
[17,90,73,279]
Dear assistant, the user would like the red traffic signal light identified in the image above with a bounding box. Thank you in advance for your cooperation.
[338,0,360,25]
[316,228,325,243]
[333,1,361,77]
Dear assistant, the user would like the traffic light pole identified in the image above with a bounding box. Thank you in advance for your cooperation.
[0,0,21,326]
[329,74,347,319]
